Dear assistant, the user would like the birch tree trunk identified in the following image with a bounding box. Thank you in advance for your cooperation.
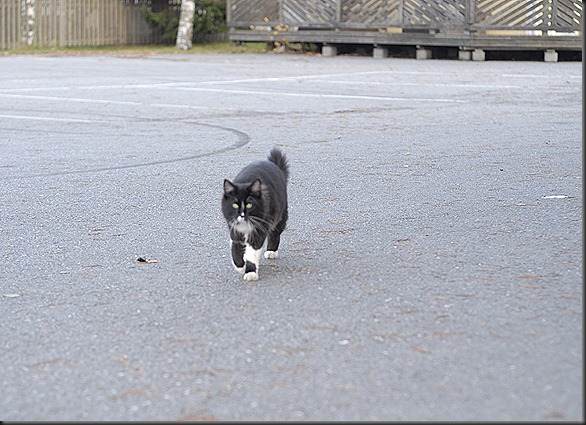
[176,0,196,50]
[24,0,36,46]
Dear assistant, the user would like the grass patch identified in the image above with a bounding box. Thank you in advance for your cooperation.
[1,41,272,56]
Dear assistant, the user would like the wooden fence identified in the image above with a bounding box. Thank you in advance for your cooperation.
[1,0,161,50]
[227,0,583,53]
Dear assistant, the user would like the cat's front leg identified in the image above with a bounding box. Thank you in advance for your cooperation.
[265,214,287,260]
[243,244,262,281]
[230,240,246,274]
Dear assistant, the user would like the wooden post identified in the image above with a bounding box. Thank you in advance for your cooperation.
[398,0,405,29]
[545,0,552,32]
[464,0,474,32]
[335,0,342,29]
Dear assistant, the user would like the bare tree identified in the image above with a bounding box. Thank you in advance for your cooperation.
[176,0,196,50]
[24,0,36,46]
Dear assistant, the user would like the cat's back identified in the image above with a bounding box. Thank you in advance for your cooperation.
[234,159,287,190]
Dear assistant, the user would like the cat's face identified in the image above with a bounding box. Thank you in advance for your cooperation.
[222,179,264,235]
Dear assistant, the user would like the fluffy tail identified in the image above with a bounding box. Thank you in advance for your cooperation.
[268,147,289,180]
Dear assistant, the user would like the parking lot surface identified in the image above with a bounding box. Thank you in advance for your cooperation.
[0,53,582,421]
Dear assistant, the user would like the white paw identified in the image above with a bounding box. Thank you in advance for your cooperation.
[243,271,258,281]
[264,250,279,259]
[233,264,245,274]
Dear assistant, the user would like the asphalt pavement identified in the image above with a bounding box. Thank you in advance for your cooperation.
[0,52,582,421]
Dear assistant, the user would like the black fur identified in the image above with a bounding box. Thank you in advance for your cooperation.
[222,148,289,279]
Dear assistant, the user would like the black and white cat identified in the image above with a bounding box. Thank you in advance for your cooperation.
[222,148,289,281]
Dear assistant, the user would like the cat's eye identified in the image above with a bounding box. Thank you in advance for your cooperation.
[246,203,253,209]
[232,203,239,209]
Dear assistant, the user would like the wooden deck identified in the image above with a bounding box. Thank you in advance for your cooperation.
[226,0,583,60]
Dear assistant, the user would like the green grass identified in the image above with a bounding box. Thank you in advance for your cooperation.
[1,41,272,56]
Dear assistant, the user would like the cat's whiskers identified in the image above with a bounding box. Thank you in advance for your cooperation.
[247,215,272,234]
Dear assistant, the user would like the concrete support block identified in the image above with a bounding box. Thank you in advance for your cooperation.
[544,49,558,62]
[322,45,337,57]
[373,46,388,58]
[472,49,485,61]
[458,49,472,61]
[416,47,431,60]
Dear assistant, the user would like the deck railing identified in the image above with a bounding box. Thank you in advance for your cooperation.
[227,0,583,33]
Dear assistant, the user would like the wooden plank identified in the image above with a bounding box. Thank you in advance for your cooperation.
[228,27,583,50]
[3,0,9,48]
[74,0,79,45]
[1,1,6,49]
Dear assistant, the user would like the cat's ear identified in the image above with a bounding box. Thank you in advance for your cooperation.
[250,179,262,196]
[224,179,235,195]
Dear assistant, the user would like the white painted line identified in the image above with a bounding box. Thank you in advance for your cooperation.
[0,69,575,94]
[501,73,582,80]
[0,88,466,106]
[180,86,467,103]
[0,113,102,123]
[300,79,522,89]
[195,70,390,85]
[0,93,258,112]
[0,75,357,93]
[0,92,206,109]
[0,82,192,93]
[0,78,515,92]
